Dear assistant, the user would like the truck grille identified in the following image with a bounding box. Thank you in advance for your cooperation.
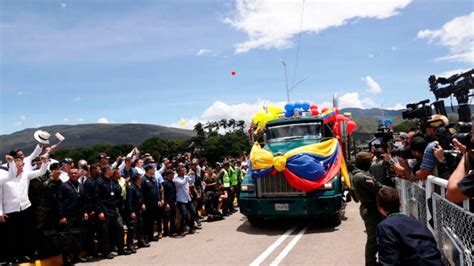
[257,172,305,197]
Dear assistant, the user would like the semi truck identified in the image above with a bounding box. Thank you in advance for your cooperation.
[239,113,352,226]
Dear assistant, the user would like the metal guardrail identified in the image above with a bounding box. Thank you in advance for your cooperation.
[396,176,473,266]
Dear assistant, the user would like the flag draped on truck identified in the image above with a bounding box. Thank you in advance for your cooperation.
[249,138,350,192]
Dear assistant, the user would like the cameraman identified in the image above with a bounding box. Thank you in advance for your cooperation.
[416,115,451,181]
[368,139,394,187]
[447,136,474,203]
[384,136,428,182]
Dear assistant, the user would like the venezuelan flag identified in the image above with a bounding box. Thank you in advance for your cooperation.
[249,138,350,192]
[320,108,336,124]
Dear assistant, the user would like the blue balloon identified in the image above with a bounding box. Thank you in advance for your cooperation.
[284,103,294,112]
[285,111,293,117]
[301,102,310,111]
[294,102,302,109]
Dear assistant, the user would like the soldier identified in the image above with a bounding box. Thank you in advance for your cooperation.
[351,152,384,266]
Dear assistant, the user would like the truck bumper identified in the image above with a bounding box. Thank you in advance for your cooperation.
[239,195,343,218]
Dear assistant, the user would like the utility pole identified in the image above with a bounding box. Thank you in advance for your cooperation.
[282,61,290,102]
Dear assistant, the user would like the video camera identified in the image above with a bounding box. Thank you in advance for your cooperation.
[402,99,432,120]
[429,69,474,123]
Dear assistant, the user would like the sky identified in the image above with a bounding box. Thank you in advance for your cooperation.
[0,0,473,134]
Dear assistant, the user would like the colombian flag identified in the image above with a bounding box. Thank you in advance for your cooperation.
[249,138,350,192]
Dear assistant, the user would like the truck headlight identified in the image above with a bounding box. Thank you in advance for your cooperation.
[241,184,255,192]
[323,182,333,189]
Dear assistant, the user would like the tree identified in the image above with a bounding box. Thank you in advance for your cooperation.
[219,119,228,133]
[236,120,246,134]
[227,119,236,132]
[193,122,205,138]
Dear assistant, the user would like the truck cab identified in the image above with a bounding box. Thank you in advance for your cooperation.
[239,116,346,226]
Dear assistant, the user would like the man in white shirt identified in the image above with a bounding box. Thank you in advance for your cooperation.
[3,155,48,263]
[0,155,17,264]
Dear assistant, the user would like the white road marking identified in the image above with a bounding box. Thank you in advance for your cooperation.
[269,224,310,266]
[249,225,298,266]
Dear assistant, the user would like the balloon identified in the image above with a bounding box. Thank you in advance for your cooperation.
[347,121,357,135]
[333,122,341,136]
[311,108,319,116]
[284,103,294,112]
[310,104,318,110]
[336,114,350,122]
[285,111,293,117]
[294,102,302,109]
[321,107,328,113]
[301,102,310,111]
[268,105,283,115]
[231,71,236,76]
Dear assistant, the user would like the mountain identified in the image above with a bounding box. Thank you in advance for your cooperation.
[0,123,195,156]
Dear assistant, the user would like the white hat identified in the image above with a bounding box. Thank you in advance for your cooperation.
[34,130,51,144]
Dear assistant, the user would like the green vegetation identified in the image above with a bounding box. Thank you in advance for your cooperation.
[53,120,250,164]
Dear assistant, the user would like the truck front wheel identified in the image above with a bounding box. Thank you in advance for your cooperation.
[247,216,265,227]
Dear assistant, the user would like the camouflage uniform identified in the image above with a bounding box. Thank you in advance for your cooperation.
[351,153,384,266]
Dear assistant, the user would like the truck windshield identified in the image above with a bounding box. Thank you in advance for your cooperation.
[267,122,322,142]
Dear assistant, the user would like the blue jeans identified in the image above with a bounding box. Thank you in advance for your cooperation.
[177,202,196,231]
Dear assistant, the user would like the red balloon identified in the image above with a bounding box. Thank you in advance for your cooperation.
[310,104,318,110]
[311,108,319,116]
[347,120,357,135]
[336,114,350,122]
[333,122,341,136]
[231,71,236,76]
[321,107,328,113]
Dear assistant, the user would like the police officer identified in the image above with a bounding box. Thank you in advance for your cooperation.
[231,160,243,207]
[141,163,163,243]
[56,167,89,264]
[82,163,101,258]
[217,161,232,216]
[351,152,384,266]
[125,173,149,252]
[162,169,178,237]
[97,165,131,259]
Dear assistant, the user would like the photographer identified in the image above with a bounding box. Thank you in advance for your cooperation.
[386,136,428,182]
[368,139,394,187]
[416,115,452,181]
[447,135,474,202]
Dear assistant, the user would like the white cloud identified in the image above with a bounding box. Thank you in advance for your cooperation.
[63,118,69,122]
[362,76,382,94]
[417,12,474,63]
[14,121,22,127]
[195,49,213,56]
[391,46,397,51]
[338,92,378,109]
[17,91,24,96]
[97,117,109,124]
[78,118,84,122]
[20,115,27,121]
[388,103,405,110]
[60,2,66,8]
[73,96,81,102]
[368,54,375,58]
[170,95,385,129]
[225,0,411,53]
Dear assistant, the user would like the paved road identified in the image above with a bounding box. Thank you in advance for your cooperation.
[86,202,365,265]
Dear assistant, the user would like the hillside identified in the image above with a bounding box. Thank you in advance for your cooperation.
[0,124,195,156]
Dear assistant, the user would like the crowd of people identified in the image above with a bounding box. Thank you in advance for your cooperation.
[350,114,474,265]
[0,142,249,265]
